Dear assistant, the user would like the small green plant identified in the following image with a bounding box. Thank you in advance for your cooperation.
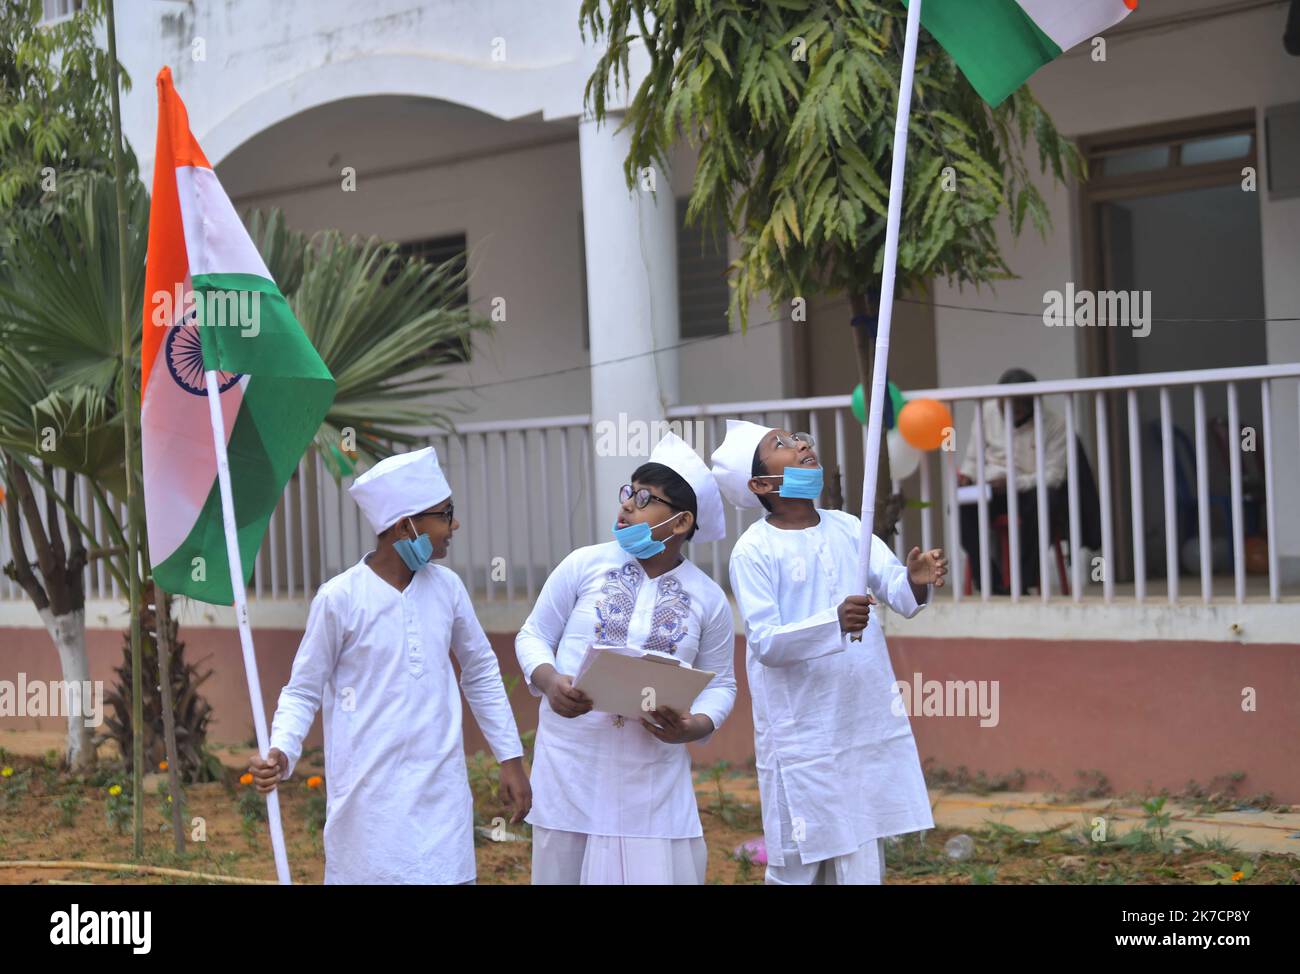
[1185,831,1240,856]
[237,784,267,843]
[55,790,84,827]
[733,845,754,883]
[155,778,186,832]
[466,751,501,805]
[104,781,131,834]
[1114,796,1193,855]
[1202,860,1256,885]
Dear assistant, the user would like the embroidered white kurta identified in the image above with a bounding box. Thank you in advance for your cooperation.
[270,558,523,884]
[728,509,934,867]
[516,542,737,838]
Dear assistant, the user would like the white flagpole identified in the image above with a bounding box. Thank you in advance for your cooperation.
[857,0,924,612]
[204,369,292,885]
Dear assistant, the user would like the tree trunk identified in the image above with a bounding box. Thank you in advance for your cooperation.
[39,606,94,772]
[3,456,94,771]
[153,585,187,853]
[849,291,905,539]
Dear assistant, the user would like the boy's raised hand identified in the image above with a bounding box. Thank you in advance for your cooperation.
[906,546,949,588]
[249,747,288,794]
[838,594,875,635]
[498,757,532,824]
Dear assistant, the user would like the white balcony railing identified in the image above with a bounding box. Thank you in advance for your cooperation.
[2,363,1296,610]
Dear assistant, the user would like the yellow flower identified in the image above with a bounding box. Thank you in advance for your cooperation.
[1,766,13,778]
[239,772,253,786]
[1231,870,1244,882]
[108,784,122,796]
[306,775,323,790]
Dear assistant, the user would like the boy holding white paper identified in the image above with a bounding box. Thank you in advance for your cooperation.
[515,432,737,884]
[711,420,947,885]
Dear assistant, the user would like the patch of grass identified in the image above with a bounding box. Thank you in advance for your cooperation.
[922,760,1028,795]
[1068,769,1112,802]
[1175,773,1286,814]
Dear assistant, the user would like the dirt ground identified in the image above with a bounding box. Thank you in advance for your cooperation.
[2,738,1296,885]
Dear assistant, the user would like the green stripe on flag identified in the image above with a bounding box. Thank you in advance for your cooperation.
[904,0,1061,107]
[156,272,334,605]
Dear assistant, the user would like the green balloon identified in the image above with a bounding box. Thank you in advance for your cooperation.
[852,381,907,430]
[851,383,867,425]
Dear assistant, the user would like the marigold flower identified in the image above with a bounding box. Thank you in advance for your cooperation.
[1231,870,1244,882]
[306,775,323,789]
[159,761,168,771]
[239,772,253,786]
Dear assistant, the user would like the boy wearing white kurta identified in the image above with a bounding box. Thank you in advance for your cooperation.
[711,420,948,885]
[249,447,530,884]
[516,433,737,884]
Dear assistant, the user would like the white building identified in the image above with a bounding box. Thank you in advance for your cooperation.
[12,0,1300,643]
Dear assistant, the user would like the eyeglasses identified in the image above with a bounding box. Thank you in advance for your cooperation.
[619,484,678,510]
[414,504,455,523]
[771,432,816,450]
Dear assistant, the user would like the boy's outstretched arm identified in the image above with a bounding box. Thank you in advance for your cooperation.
[251,591,343,792]
[868,536,947,619]
[450,575,530,824]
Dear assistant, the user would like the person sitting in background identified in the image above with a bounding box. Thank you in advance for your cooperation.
[959,368,1068,594]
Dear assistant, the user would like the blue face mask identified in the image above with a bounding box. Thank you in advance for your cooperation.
[761,465,823,499]
[393,519,435,572]
[612,511,683,559]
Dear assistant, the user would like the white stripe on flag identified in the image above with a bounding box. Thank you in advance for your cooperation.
[1015,0,1133,52]
[175,166,274,280]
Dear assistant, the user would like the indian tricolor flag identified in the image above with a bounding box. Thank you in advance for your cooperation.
[143,67,335,605]
[905,0,1138,106]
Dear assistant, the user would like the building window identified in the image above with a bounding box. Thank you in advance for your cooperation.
[40,0,82,23]
[676,197,731,339]
[389,233,471,364]
[579,200,731,348]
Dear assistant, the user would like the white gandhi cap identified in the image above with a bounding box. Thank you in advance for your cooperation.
[348,446,452,534]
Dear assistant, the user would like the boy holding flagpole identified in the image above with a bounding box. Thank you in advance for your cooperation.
[712,421,947,884]
[249,447,530,884]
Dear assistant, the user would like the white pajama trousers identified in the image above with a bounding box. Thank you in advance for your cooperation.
[763,765,887,885]
[531,826,707,885]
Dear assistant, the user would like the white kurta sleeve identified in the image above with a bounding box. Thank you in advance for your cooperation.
[515,551,581,696]
[868,534,925,620]
[450,576,524,764]
[729,544,846,667]
[687,597,737,744]
[270,588,343,780]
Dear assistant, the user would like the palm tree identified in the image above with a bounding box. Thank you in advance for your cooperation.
[0,173,493,769]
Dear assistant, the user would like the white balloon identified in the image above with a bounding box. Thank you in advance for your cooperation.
[887,429,923,480]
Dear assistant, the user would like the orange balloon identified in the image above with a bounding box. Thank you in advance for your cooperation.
[897,398,953,451]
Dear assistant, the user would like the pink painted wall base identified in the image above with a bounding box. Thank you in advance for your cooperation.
[2,627,1295,802]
